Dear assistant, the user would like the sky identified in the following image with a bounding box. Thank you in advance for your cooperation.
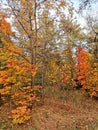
[71,0,98,27]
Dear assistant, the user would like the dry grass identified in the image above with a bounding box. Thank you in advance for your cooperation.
[0,87,98,130]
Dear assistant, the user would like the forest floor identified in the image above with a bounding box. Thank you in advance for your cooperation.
[0,87,98,130]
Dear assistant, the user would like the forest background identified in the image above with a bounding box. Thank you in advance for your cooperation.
[0,0,98,129]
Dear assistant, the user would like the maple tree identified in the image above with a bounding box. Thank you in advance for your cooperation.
[75,48,91,89]
[0,12,40,124]
[75,47,98,98]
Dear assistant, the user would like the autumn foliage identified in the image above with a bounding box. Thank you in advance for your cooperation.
[75,48,98,98]
[0,13,40,124]
[0,0,98,126]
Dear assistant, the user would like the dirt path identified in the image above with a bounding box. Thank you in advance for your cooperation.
[0,90,98,130]
[22,96,98,130]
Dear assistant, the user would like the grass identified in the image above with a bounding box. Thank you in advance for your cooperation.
[0,86,98,130]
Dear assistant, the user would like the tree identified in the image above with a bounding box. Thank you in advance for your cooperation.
[4,0,74,88]
[0,12,39,124]
[85,15,98,62]
[75,47,98,98]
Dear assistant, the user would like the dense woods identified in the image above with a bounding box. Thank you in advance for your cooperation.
[0,0,98,129]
